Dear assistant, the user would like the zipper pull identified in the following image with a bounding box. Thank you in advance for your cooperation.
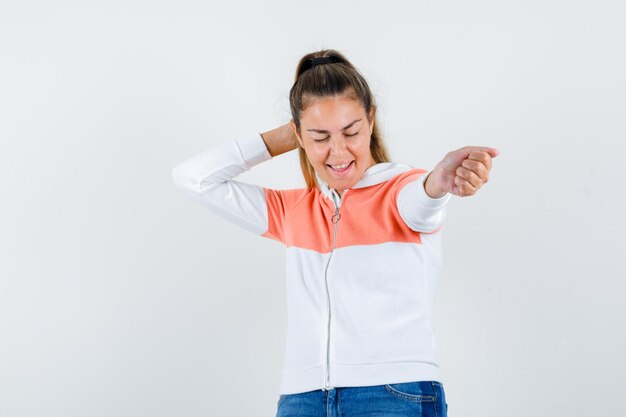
[331,207,340,223]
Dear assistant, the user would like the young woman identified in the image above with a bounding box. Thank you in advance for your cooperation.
[172,49,499,417]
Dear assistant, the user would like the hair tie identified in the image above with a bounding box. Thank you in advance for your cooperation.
[300,55,341,74]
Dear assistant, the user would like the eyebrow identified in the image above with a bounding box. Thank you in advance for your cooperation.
[306,119,362,134]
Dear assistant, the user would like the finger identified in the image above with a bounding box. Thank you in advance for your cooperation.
[454,175,477,197]
[453,180,476,197]
[467,151,493,171]
[456,166,483,189]
[464,146,500,159]
[461,158,489,182]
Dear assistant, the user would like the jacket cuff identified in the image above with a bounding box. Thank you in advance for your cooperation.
[416,171,451,208]
[235,133,273,168]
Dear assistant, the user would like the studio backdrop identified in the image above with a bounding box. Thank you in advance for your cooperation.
[1,1,624,416]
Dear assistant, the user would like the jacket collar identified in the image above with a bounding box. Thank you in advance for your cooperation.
[315,162,413,203]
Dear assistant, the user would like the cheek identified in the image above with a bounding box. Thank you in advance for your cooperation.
[353,140,371,157]
[306,147,326,165]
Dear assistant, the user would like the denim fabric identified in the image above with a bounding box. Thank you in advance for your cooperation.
[276,380,447,417]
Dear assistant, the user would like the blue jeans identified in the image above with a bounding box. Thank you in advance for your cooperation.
[276,380,447,417]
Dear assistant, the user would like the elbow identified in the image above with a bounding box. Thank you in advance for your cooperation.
[171,164,199,193]
[171,163,223,197]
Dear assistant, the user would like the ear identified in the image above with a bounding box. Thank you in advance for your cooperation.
[290,119,304,148]
[368,106,376,134]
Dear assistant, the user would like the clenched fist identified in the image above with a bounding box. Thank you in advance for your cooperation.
[425,146,500,198]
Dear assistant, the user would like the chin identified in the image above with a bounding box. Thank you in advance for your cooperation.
[318,169,359,191]
[329,180,355,191]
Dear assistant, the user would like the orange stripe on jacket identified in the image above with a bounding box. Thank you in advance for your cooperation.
[263,169,429,253]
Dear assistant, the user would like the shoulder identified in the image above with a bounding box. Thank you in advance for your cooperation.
[390,167,428,186]
[263,187,318,212]
[371,164,427,192]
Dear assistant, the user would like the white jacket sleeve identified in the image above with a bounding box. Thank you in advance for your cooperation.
[396,171,451,233]
[171,133,272,235]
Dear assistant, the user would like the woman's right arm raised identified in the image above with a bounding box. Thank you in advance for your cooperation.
[259,122,298,157]
[171,122,297,236]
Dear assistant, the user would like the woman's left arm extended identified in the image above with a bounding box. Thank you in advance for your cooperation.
[396,146,499,233]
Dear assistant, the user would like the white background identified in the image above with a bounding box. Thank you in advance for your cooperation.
[1,1,625,416]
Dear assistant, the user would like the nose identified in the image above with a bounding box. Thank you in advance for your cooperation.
[329,136,348,157]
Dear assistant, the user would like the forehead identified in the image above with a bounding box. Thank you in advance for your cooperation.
[301,95,365,130]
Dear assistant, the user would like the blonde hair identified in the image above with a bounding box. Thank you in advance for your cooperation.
[289,49,391,189]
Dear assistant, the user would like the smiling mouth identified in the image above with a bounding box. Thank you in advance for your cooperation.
[327,161,354,173]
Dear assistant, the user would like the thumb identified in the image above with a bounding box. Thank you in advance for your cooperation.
[488,148,501,158]
[464,146,501,158]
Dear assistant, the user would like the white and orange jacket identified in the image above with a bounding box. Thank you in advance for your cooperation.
[172,132,451,395]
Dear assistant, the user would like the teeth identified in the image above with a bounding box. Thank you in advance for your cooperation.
[330,162,350,170]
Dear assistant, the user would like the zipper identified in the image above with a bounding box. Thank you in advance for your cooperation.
[322,188,345,391]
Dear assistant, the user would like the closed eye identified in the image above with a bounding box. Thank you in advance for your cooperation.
[313,132,358,142]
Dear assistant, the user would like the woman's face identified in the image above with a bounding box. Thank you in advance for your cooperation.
[291,95,376,196]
